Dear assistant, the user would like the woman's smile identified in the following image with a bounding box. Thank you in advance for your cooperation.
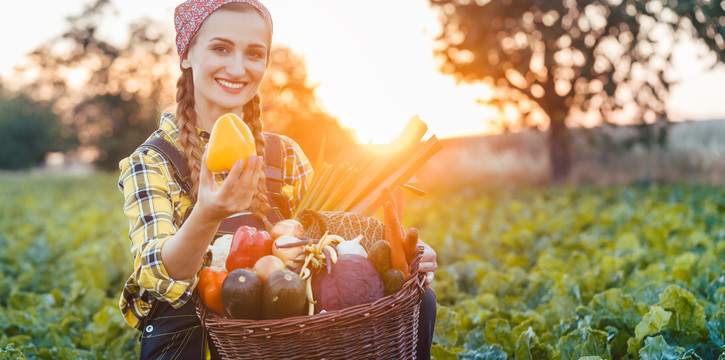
[216,78,247,92]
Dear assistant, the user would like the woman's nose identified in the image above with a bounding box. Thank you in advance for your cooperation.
[225,54,247,77]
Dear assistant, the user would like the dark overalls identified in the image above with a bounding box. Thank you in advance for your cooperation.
[135,134,437,360]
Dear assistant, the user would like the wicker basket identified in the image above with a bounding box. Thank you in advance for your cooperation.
[194,247,427,360]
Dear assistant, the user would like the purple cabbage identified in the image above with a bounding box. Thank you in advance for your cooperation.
[312,254,385,313]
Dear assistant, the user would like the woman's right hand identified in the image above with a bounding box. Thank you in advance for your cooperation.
[195,151,264,223]
[159,152,262,280]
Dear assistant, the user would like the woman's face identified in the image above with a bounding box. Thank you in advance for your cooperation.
[181,8,270,120]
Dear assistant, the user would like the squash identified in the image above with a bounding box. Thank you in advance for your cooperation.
[262,269,306,319]
[382,268,405,296]
[367,240,392,276]
[312,254,384,313]
[221,268,262,319]
[253,255,286,283]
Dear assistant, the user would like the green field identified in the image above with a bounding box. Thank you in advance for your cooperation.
[1,175,724,359]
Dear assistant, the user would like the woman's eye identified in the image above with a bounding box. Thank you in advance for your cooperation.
[213,46,229,53]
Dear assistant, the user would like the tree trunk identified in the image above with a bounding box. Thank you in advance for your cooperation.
[548,115,571,183]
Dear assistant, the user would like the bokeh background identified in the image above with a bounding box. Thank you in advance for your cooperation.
[1,0,725,184]
[2,0,725,359]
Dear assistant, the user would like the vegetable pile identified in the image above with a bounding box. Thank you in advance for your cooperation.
[199,113,435,320]
[201,206,419,320]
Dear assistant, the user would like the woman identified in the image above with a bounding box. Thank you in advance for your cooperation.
[117,0,438,359]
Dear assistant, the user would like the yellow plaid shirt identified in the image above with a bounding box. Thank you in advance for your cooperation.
[117,113,313,330]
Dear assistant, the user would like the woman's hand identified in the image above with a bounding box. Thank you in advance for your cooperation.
[196,151,264,223]
[416,238,437,287]
[161,152,263,280]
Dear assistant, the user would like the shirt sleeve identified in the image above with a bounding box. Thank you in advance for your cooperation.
[118,150,200,308]
[280,135,314,210]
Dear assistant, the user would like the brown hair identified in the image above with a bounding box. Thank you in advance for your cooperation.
[175,2,272,228]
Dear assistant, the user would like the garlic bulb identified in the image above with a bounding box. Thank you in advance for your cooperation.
[335,235,367,258]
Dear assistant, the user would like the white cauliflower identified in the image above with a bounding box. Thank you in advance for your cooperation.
[208,234,233,272]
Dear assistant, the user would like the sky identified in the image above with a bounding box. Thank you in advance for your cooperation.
[2,0,725,144]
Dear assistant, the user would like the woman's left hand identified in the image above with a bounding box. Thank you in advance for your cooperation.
[416,238,437,287]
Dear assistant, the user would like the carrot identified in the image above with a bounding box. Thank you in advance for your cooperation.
[381,187,395,209]
[384,203,393,250]
[403,227,418,265]
[393,186,404,223]
[382,186,403,226]
[384,201,409,278]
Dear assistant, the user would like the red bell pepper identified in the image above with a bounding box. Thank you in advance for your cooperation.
[198,268,228,316]
[225,225,274,272]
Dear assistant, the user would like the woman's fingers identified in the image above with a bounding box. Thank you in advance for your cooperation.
[418,259,437,273]
[218,158,246,194]
[424,272,434,286]
[195,155,264,220]
[416,238,437,277]
[238,156,263,189]
[223,156,263,209]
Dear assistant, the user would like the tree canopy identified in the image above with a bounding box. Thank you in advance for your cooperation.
[12,0,175,170]
[429,0,725,180]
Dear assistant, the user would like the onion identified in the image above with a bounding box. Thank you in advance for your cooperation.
[271,219,305,239]
[253,255,287,283]
[272,235,306,268]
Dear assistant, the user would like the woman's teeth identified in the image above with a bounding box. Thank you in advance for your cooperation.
[217,79,244,89]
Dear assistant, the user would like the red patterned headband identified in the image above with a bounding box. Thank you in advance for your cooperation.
[174,0,273,61]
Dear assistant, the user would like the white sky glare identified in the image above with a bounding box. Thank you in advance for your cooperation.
[2,0,725,143]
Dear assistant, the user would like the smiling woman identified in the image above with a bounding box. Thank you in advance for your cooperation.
[113,1,439,359]
[116,2,282,359]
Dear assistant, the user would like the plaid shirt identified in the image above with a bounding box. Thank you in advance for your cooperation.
[117,113,313,330]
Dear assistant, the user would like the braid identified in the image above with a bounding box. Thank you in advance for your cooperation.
[175,68,204,204]
[243,94,272,230]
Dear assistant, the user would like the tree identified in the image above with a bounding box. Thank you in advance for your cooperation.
[260,46,361,165]
[15,0,176,171]
[429,0,725,181]
[0,93,77,170]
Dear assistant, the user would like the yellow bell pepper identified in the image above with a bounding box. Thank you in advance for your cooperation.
[206,113,257,172]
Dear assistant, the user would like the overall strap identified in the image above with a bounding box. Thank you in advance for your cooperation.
[261,133,292,216]
[261,132,284,194]
[142,136,192,194]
